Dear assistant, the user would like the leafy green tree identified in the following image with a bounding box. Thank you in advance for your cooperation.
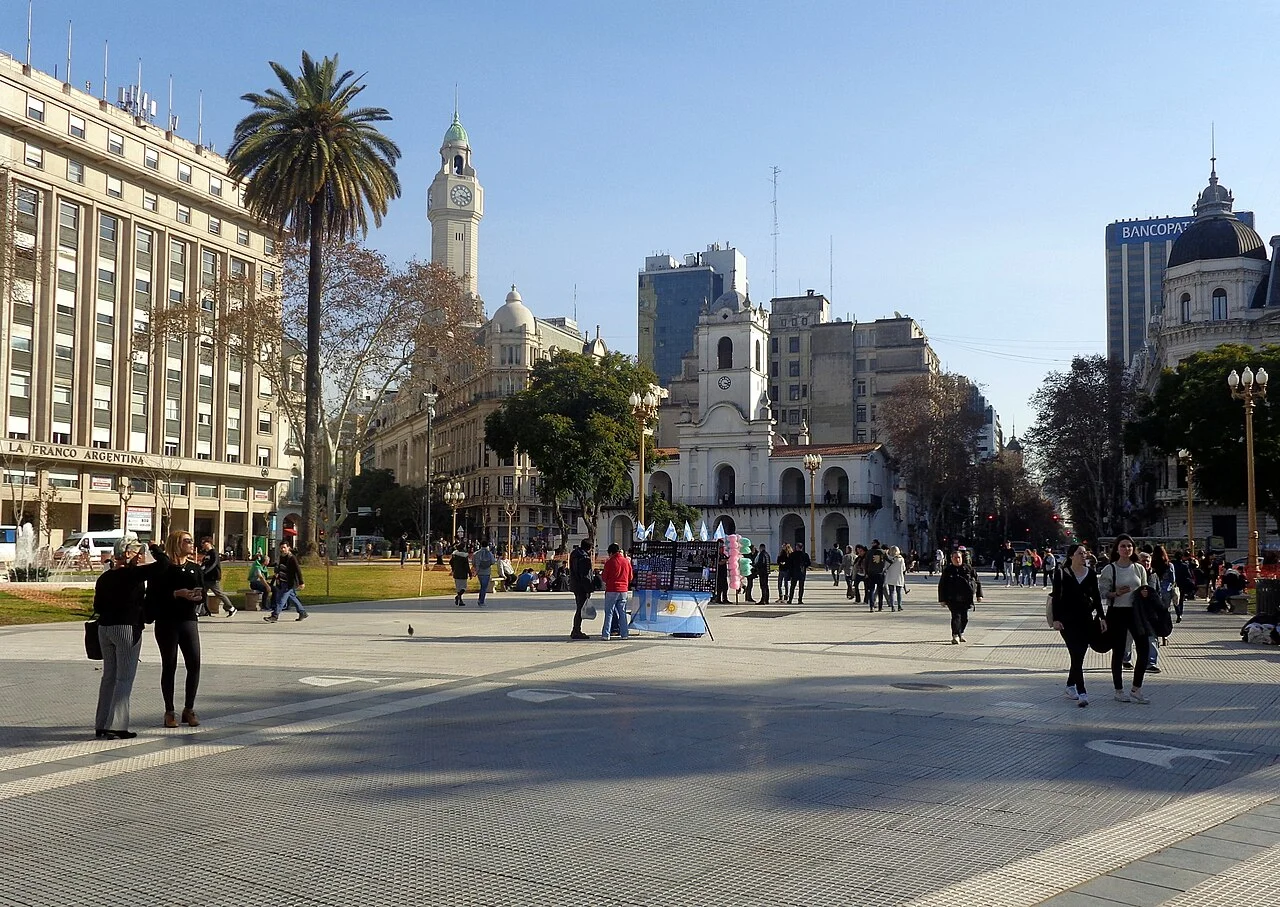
[1026,355,1129,544]
[228,52,401,554]
[484,352,659,551]
[645,496,701,537]
[1128,343,1280,528]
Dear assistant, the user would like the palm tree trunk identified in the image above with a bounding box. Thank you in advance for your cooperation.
[301,198,324,556]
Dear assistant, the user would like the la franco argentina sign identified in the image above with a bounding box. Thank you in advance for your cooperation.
[4,440,148,467]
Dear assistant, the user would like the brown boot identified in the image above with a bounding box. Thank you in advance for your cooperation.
[181,708,200,727]
[163,711,178,729]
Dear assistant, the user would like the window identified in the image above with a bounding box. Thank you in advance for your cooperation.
[789,384,801,401]
[257,447,272,467]
[264,236,277,256]
[262,270,277,290]
[788,336,800,353]
[717,336,733,370]
[856,404,867,422]
[24,145,43,169]
[788,409,801,424]
[856,379,867,396]
[770,337,779,354]
[258,410,272,433]
[208,216,221,236]
[177,162,191,184]
[209,176,222,197]
[106,176,122,199]
[236,226,249,246]
[107,131,124,155]
[164,443,179,457]
[195,484,217,499]
[26,96,45,122]
[143,191,157,212]
[68,114,85,139]
[1212,288,1228,321]
[144,147,159,170]
[790,361,803,377]
[176,204,190,224]
[770,361,779,377]
[1180,293,1191,323]
[67,160,84,184]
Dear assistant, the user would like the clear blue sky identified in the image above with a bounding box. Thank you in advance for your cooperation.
[11,0,1280,437]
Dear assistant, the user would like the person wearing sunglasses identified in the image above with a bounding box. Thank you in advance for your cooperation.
[93,534,169,739]
[146,531,208,728]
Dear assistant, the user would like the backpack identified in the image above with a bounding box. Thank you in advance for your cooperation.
[1032,553,1042,570]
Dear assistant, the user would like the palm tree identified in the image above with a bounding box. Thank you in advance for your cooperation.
[228,52,401,555]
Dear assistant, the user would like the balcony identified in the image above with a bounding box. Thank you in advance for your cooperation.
[611,493,883,511]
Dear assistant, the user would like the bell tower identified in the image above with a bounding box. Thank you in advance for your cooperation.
[697,290,772,423]
[428,107,484,298]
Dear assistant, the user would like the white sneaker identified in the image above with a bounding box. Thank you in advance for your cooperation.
[1114,689,1131,702]
[951,636,959,645]
[1077,693,1089,707]
[1065,685,1079,701]
[1130,689,1150,704]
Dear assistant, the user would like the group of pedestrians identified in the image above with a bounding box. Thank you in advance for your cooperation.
[92,531,309,741]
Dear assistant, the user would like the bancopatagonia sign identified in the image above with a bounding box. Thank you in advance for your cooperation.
[1108,211,1255,247]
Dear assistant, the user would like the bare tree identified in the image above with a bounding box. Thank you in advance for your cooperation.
[135,455,185,537]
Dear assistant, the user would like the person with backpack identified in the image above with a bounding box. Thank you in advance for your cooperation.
[864,540,888,611]
[471,542,497,607]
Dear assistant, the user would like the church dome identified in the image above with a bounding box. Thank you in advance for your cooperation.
[443,114,469,148]
[713,288,749,312]
[492,286,536,333]
[1167,166,1267,268]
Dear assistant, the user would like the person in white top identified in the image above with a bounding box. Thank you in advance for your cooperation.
[1095,534,1156,704]
[883,546,907,612]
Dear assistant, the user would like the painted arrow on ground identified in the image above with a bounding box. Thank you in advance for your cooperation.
[507,689,617,703]
[1086,739,1251,768]
[299,676,396,687]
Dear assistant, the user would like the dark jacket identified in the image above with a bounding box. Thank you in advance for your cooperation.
[865,546,887,577]
[751,547,771,577]
[95,545,169,630]
[201,548,222,585]
[148,557,207,623]
[787,549,812,575]
[275,553,304,588]
[938,563,982,609]
[569,546,593,592]
[1050,565,1104,632]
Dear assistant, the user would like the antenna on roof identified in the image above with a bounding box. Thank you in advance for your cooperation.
[25,1,32,67]
[770,166,780,299]
[102,40,108,100]
[66,20,72,83]
[197,90,203,146]
[573,283,578,322]
[1210,122,1216,176]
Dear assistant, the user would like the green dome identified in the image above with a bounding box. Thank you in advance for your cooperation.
[443,115,469,147]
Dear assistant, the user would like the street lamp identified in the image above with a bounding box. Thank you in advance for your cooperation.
[1177,448,1196,558]
[504,476,518,561]
[802,452,822,555]
[628,386,661,538]
[117,476,133,533]
[1228,366,1268,582]
[445,479,465,545]
[419,391,437,596]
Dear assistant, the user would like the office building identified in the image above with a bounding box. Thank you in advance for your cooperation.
[1,51,289,550]
[637,244,746,386]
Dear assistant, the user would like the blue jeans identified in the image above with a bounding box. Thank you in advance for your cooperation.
[272,586,306,618]
[477,574,491,605]
[602,591,629,638]
[885,585,903,610]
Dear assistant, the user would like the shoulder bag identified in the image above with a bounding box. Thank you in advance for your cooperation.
[84,618,103,660]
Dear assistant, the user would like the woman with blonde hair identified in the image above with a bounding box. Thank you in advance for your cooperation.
[146,529,208,728]
[884,545,907,611]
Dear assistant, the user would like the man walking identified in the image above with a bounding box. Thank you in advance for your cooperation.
[601,543,632,640]
[398,533,409,568]
[450,544,472,606]
[865,540,887,611]
[568,538,595,640]
[787,543,811,604]
[200,538,236,617]
[1041,549,1057,587]
[747,543,770,603]
[264,542,307,622]
[471,542,496,607]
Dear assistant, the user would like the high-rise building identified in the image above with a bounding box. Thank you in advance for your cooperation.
[1106,207,1253,365]
[637,244,745,386]
[0,52,288,548]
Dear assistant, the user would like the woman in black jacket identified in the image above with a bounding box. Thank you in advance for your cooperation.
[937,549,982,643]
[93,536,169,739]
[147,530,207,728]
[1050,543,1106,707]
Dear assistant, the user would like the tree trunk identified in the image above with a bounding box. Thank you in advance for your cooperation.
[301,200,324,556]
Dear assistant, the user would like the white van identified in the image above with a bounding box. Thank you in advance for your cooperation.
[55,530,129,561]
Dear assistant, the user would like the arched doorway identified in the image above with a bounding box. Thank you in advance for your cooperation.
[779,467,806,505]
[610,514,634,549]
[822,512,849,551]
[779,512,806,550]
[715,464,736,505]
[714,515,736,536]
[822,466,850,504]
[650,470,673,503]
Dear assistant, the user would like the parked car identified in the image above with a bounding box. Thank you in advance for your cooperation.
[54,530,130,562]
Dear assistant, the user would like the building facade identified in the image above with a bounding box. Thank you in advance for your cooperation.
[637,244,746,387]
[1,53,290,551]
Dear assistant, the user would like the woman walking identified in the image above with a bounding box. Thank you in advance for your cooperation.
[884,545,907,611]
[776,544,791,603]
[93,535,169,739]
[1096,534,1155,704]
[841,545,856,599]
[1049,544,1105,707]
[938,549,982,643]
[1149,545,1178,662]
[148,530,208,728]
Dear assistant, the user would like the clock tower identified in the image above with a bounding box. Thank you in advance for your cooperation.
[428,110,484,298]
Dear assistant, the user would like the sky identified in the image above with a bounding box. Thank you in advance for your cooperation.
[9,0,1280,438]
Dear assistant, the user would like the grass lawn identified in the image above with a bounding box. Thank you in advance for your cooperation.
[0,563,516,625]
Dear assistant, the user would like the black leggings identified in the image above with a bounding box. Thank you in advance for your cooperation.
[948,605,969,637]
[1108,608,1149,690]
[154,620,201,712]
[1061,629,1091,693]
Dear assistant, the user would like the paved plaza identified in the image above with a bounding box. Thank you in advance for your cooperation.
[2,570,1279,906]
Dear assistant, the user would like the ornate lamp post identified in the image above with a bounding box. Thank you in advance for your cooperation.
[628,387,662,539]
[1177,448,1196,558]
[418,391,438,596]
[117,476,133,534]
[802,452,822,555]
[445,479,465,545]
[1228,366,1268,581]
[504,476,518,560]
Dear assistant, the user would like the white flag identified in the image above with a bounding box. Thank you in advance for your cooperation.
[665,521,678,541]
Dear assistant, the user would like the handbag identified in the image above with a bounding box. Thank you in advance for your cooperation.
[1088,616,1112,653]
[1045,592,1055,628]
[582,603,597,620]
[84,619,103,660]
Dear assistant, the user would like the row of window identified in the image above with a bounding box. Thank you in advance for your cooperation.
[1178,289,1230,322]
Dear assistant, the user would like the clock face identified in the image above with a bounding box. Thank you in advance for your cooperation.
[450,185,473,207]
[717,375,732,390]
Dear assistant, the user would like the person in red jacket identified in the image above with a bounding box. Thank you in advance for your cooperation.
[601,543,633,640]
